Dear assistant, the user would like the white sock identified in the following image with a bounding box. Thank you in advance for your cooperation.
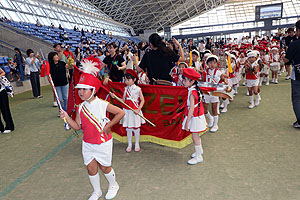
[213,115,219,127]
[205,112,213,119]
[266,77,269,83]
[104,168,117,187]
[223,99,229,109]
[126,128,133,147]
[133,128,140,147]
[257,93,261,100]
[217,102,220,114]
[259,77,263,85]
[89,173,101,194]
[255,94,259,101]
[249,95,254,104]
[195,144,203,157]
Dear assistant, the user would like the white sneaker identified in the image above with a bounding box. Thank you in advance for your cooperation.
[3,130,11,134]
[286,76,291,80]
[255,99,260,107]
[221,107,227,113]
[248,103,255,109]
[208,117,214,128]
[234,90,238,95]
[191,152,196,158]
[89,192,102,200]
[210,125,218,133]
[266,82,269,86]
[53,102,58,107]
[187,155,203,165]
[278,71,282,76]
[275,79,278,84]
[105,184,119,200]
[242,82,246,86]
[246,91,249,96]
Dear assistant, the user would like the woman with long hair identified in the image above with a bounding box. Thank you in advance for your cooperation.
[14,48,24,81]
[136,33,184,84]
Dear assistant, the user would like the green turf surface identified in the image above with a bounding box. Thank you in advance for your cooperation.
[1,76,300,200]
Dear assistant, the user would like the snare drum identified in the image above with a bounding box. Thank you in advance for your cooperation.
[270,62,280,72]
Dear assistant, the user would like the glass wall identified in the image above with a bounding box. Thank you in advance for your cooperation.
[0,0,132,36]
[172,0,300,36]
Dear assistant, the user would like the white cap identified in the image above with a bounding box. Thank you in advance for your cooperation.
[192,50,200,56]
[247,51,257,58]
[271,47,279,51]
[206,54,219,64]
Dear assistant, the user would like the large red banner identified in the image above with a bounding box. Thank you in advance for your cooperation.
[67,69,207,148]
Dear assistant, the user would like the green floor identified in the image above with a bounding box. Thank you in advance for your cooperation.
[1,76,300,200]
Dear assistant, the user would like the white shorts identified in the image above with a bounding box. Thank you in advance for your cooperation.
[203,94,219,103]
[82,139,113,167]
[247,79,259,87]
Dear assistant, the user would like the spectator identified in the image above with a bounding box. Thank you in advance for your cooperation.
[283,20,300,128]
[58,24,64,31]
[50,23,54,29]
[285,28,297,47]
[7,58,20,81]
[48,52,69,112]
[103,42,126,83]
[36,19,42,27]
[25,49,43,99]
[0,68,14,133]
[14,48,24,81]
[63,31,69,40]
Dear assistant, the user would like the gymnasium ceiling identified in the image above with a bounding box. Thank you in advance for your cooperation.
[88,0,227,32]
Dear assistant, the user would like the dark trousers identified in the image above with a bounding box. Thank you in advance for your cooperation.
[291,79,300,123]
[30,72,41,98]
[0,90,14,132]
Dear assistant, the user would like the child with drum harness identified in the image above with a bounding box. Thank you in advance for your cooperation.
[259,48,270,86]
[201,54,224,132]
[245,51,261,109]
[269,46,281,84]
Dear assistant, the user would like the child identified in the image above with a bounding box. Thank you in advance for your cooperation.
[181,68,207,165]
[236,51,247,86]
[269,46,280,84]
[259,48,270,86]
[201,55,223,132]
[121,69,145,152]
[245,51,260,108]
[192,50,201,72]
[60,59,125,200]
[170,62,188,86]
[7,58,20,81]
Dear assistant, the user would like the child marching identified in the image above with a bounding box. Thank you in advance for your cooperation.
[245,51,261,109]
[60,58,125,200]
[202,55,224,132]
[121,69,145,152]
[269,46,281,84]
[181,68,207,165]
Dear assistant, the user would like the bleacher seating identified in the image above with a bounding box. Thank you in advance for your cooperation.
[3,21,142,52]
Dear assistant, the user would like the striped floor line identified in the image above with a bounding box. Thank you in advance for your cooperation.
[0,133,77,200]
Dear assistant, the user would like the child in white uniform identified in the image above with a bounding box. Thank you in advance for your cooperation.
[121,69,145,152]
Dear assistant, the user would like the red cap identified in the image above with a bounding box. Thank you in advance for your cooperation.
[76,73,102,92]
[126,69,139,80]
[182,68,201,81]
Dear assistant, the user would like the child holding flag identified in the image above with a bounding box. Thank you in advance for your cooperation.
[120,69,145,152]
[60,58,125,200]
